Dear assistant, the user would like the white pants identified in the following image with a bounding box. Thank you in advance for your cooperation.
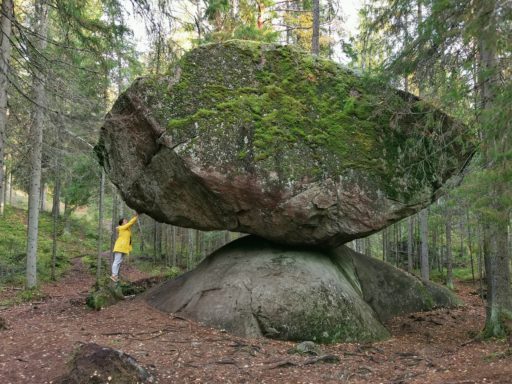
[112,252,125,277]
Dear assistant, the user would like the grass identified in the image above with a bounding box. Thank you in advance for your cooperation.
[430,267,479,284]
[132,261,183,279]
[0,205,98,287]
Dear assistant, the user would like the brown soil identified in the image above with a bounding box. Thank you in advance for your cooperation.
[1,259,511,384]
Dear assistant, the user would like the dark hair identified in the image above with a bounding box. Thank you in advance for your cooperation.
[118,218,125,226]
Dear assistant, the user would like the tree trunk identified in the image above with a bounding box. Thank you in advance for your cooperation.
[172,226,177,267]
[2,162,8,211]
[0,0,13,217]
[407,216,414,273]
[40,182,46,212]
[477,0,512,337]
[26,0,49,289]
[466,209,475,282]
[110,189,118,264]
[483,217,511,337]
[419,208,429,281]
[51,130,62,281]
[96,170,105,283]
[445,210,454,289]
[153,220,162,261]
[311,0,320,55]
[138,215,145,255]
[285,0,291,44]
[8,169,12,205]
[188,229,194,270]
[395,223,400,267]
[477,223,484,299]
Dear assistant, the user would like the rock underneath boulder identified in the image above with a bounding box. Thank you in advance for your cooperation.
[146,236,458,343]
[96,40,473,247]
[54,343,153,384]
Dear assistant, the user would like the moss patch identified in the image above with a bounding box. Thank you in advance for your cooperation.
[121,41,473,202]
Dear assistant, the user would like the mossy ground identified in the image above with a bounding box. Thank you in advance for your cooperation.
[127,40,472,202]
[0,206,97,287]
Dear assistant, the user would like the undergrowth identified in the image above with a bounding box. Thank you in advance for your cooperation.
[0,205,98,288]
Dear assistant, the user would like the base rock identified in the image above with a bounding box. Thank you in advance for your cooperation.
[146,236,458,343]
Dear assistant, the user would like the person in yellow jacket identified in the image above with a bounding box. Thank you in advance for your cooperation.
[111,213,138,282]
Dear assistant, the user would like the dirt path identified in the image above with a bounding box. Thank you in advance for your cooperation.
[1,260,511,384]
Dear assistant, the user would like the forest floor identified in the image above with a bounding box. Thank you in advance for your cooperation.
[0,258,511,384]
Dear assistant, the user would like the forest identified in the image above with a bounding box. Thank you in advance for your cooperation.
[0,0,511,383]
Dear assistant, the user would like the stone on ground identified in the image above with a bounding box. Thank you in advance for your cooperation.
[53,343,153,384]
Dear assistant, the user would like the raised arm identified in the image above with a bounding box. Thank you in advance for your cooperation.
[118,214,138,230]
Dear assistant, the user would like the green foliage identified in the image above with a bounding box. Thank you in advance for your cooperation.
[132,261,184,279]
[18,288,47,303]
[86,279,125,310]
[430,268,475,284]
[62,154,100,213]
[0,206,97,287]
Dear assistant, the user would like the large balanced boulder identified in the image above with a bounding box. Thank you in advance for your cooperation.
[96,40,472,247]
[146,236,458,343]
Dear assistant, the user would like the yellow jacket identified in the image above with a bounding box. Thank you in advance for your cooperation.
[113,216,137,254]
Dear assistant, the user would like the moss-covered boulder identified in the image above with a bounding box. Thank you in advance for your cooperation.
[96,40,472,247]
[146,236,457,343]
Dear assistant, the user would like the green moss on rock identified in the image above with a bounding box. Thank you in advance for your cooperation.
[126,40,471,202]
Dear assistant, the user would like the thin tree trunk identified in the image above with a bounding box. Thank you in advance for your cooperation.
[432,223,438,274]
[195,229,201,263]
[97,170,105,283]
[172,226,177,267]
[395,223,400,267]
[407,216,413,273]
[8,169,12,205]
[50,131,62,281]
[40,182,46,211]
[466,209,475,282]
[285,0,291,44]
[138,216,145,255]
[110,189,118,264]
[153,220,162,261]
[188,229,194,270]
[445,211,454,289]
[365,237,371,257]
[2,164,7,210]
[460,217,464,261]
[26,0,49,289]
[477,223,484,299]
[419,208,429,281]
[0,0,13,217]
[311,0,320,55]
